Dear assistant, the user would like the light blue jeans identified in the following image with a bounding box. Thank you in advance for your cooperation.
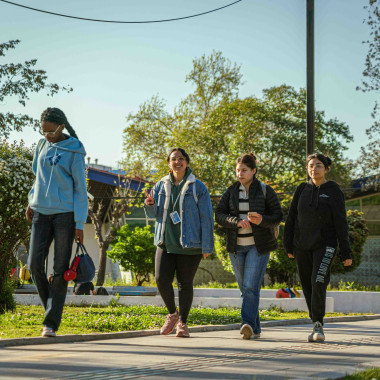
[229,245,270,334]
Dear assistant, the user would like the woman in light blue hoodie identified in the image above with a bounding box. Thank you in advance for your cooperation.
[26,108,88,337]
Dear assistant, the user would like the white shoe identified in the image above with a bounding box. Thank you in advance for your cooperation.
[308,321,325,342]
[42,327,56,337]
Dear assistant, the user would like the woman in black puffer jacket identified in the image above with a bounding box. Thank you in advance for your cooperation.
[215,153,282,340]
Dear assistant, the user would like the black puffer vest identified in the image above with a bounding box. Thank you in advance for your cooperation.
[215,178,283,255]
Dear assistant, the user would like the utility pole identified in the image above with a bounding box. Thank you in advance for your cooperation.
[306,0,315,158]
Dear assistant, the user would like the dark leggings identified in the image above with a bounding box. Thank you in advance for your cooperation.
[155,247,202,324]
[295,245,337,324]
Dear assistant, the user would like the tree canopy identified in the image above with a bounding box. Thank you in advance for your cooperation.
[356,1,380,176]
[0,39,72,139]
[123,52,353,194]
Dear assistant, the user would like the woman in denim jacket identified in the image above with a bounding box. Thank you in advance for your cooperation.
[144,148,214,338]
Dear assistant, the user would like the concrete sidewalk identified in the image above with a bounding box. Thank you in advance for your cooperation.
[0,319,379,380]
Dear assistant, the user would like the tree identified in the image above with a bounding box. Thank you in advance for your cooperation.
[0,40,72,139]
[189,86,353,194]
[123,51,353,193]
[87,175,142,286]
[0,140,34,313]
[107,224,155,286]
[124,83,353,195]
[356,1,380,176]
[122,50,243,181]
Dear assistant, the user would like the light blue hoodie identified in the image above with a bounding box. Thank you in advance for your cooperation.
[28,136,88,230]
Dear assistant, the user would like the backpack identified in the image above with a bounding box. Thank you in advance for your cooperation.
[260,182,280,239]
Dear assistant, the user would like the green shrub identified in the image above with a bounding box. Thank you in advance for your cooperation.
[107,224,155,286]
[0,279,16,314]
[266,222,298,285]
[331,210,369,274]
[214,226,234,274]
[0,140,34,314]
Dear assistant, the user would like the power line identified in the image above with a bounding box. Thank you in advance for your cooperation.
[0,0,243,24]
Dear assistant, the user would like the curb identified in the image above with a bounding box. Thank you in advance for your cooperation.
[1,314,379,348]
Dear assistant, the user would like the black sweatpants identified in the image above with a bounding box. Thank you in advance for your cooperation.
[294,245,336,324]
[155,247,202,324]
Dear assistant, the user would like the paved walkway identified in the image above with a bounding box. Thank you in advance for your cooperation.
[0,319,379,380]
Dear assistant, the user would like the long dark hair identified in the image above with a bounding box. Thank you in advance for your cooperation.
[41,108,78,139]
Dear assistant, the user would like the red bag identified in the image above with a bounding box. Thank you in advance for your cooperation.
[276,288,290,298]
[64,256,80,282]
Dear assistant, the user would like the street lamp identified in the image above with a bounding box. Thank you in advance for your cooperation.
[306,0,315,157]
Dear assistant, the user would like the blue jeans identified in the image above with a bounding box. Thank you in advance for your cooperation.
[28,211,75,331]
[229,245,270,334]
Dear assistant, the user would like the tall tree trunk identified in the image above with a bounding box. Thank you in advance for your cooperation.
[96,241,110,286]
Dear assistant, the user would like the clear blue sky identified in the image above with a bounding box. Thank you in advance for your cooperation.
[1,0,377,167]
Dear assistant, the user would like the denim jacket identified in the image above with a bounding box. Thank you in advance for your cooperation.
[144,173,214,253]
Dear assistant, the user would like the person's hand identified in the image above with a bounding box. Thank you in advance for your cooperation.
[247,212,262,225]
[144,189,155,206]
[288,253,294,259]
[237,220,250,229]
[25,205,33,223]
[203,253,211,259]
[343,259,352,267]
[75,229,84,244]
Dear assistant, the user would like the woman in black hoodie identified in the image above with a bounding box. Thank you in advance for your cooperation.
[284,153,352,342]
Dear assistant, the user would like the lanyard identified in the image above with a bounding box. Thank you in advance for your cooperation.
[171,191,181,211]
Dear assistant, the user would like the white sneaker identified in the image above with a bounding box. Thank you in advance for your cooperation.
[240,324,253,340]
[308,321,325,342]
[42,327,56,337]
[253,333,261,339]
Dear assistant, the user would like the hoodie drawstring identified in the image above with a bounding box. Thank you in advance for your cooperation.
[45,147,57,197]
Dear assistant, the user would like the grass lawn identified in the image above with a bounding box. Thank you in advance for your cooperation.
[334,367,380,380]
[0,304,365,339]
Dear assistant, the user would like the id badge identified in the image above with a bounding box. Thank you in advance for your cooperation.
[170,211,181,224]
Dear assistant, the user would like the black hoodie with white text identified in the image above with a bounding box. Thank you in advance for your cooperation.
[284,180,352,261]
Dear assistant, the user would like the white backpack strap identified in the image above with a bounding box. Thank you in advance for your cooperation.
[192,182,198,204]
[260,181,267,198]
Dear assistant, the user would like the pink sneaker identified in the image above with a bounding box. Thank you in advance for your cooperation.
[160,310,179,335]
[176,321,190,338]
